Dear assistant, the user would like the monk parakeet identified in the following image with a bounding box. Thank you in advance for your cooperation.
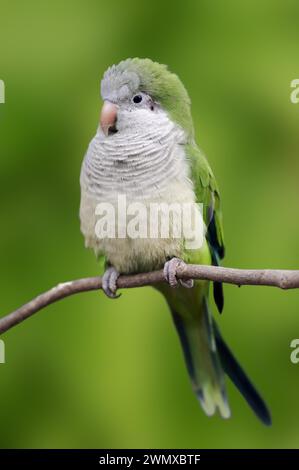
[80,58,271,425]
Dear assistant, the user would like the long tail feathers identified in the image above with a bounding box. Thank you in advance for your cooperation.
[171,299,271,425]
[171,299,231,419]
[214,322,272,426]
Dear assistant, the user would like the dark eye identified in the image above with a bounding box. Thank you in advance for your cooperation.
[132,94,143,104]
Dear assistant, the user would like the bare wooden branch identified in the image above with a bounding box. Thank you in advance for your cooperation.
[0,264,298,335]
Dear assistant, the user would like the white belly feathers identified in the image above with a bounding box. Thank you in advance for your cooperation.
[80,110,198,272]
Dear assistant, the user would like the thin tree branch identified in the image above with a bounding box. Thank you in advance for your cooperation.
[0,264,299,335]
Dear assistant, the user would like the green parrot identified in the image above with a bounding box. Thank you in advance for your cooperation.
[80,58,271,425]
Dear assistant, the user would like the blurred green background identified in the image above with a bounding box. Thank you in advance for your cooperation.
[0,0,299,449]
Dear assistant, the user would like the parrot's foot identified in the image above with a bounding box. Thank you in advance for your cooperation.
[102,267,121,299]
[163,258,194,289]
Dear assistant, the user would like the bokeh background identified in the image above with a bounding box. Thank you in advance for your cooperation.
[0,0,298,449]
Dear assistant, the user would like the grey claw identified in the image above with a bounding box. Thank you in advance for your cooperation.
[163,258,179,288]
[102,267,121,299]
[163,258,194,289]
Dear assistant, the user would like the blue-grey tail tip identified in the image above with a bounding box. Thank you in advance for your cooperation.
[214,322,272,427]
[196,385,271,425]
[257,402,272,426]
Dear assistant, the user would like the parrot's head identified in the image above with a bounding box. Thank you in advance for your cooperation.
[99,58,194,140]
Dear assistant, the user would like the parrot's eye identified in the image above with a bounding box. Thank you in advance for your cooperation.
[132,94,143,104]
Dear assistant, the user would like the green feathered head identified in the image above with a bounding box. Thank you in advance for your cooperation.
[100,58,194,138]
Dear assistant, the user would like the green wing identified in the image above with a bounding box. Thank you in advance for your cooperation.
[186,143,225,312]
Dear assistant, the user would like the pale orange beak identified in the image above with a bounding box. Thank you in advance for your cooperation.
[100,101,118,136]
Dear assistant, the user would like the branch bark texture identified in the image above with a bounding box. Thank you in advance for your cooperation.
[1,264,298,335]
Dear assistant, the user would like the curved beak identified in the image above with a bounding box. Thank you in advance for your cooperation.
[100,101,118,136]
